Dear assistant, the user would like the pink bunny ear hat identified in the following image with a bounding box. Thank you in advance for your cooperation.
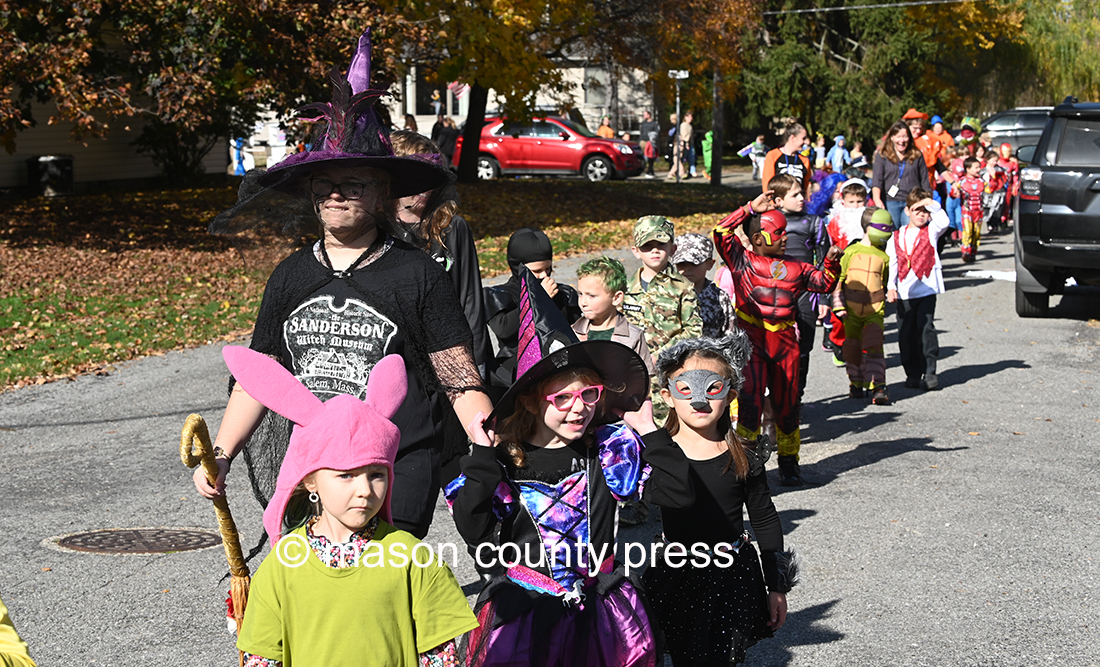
[221,347,407,543]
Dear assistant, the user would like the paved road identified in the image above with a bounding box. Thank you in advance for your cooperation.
[1,229,1098,665]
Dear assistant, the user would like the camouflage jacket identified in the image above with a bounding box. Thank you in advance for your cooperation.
[623,266,703,355]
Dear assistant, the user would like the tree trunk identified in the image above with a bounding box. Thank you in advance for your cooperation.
[710,70,723,187]
[457,82,489,184]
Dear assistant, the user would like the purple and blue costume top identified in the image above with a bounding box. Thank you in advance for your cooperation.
[445,423,672,597]
[445,424,691,667]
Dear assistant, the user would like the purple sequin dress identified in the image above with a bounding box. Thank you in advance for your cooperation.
[445,424,657,667]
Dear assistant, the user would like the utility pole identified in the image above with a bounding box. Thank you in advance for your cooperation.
[669,70,689,184]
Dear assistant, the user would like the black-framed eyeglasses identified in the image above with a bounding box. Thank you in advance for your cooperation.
[310,178,382,200]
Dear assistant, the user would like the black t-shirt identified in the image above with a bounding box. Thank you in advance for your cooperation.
[250,238,471,525]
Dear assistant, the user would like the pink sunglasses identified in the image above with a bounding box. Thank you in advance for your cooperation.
[544,385,604,411]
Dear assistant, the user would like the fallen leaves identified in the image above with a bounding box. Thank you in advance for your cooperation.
[1,179,744,391]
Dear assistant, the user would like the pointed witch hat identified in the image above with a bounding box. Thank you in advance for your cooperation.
[489,266,649,423]
[209,29,449,238]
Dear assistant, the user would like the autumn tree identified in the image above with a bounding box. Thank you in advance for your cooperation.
[1010,0,1100,105]
[736,0,1025,146]
[649,0,761,185]
[0,1,425,182]
[399,0,603,183]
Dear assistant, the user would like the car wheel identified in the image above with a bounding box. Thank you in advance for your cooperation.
[477,156,500,181]
[1015,281,1049,318]
[583,155,613,182]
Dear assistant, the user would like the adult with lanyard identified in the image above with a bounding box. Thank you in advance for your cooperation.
[196,29,493,541]
[871,120,929,230]
[761,120,812,197]
[903,108,940,191]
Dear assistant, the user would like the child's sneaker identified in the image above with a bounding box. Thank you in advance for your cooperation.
[848,384,865,399]
[871,387,890,405]
[832,351,846,367]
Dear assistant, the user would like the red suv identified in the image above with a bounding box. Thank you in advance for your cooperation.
[452,116,644,181]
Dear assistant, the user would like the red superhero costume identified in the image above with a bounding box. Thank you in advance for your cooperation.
[996,144,1019,228]
[713,206,840,460]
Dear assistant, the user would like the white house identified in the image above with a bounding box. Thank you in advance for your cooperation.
[0,100,227,194]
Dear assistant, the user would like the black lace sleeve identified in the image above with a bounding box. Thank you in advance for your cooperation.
[249,256,296,358]
[418,258,473,355]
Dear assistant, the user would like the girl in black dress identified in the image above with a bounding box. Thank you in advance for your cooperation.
[642,333,798,666]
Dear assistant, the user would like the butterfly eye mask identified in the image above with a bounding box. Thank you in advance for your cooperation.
[668,370,733,410]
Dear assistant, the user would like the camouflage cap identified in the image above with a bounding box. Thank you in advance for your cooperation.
[670,232,713,265]
[633,215,675,247]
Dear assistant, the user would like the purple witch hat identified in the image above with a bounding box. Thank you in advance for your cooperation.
[489,266,650,423]
[257,29,448,199]
[209,29,450,238]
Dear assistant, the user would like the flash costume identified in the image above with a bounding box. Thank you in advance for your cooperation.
[712,206,840,459]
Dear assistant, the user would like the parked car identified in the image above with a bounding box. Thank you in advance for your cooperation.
[451,115,644,181]
[1014,96,1100,317]
[980,107,1053,152]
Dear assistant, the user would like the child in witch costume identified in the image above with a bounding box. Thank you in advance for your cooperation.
[197,30,492,542]
[643,333,798,666]
[446,268,693,667]
[713,191,842,486]
[224,348,477,667]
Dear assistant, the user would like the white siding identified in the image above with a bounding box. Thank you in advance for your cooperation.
[1,101,227,189]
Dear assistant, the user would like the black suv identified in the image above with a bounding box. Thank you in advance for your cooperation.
[1014,96,1100,316]
[981,107,1053,152]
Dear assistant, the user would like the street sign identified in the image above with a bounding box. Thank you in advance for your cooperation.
[668,70,690,79]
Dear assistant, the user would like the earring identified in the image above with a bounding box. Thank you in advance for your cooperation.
[308,492,319,503]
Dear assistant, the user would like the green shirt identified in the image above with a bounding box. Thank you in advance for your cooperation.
[238,522,478,666]
[586,326,616,341]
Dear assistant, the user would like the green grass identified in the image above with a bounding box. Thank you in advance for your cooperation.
[0,178,744,389]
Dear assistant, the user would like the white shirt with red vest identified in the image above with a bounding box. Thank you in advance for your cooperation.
[886,201,951,300]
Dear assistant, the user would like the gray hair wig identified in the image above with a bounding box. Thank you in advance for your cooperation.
[656,331,754,392]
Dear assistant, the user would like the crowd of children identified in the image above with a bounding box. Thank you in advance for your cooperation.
[123,93,1015,667]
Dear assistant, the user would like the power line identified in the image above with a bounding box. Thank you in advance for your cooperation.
[762,0,991,16]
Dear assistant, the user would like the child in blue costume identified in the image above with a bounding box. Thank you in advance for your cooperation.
[446,267,692,667]
[643,333,799,666]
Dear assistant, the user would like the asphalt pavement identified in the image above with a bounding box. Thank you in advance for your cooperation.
[1,223,1098,666]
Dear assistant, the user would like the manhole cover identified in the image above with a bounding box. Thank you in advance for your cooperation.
[51,528,221,554]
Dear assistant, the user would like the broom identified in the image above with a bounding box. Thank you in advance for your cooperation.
[181,413,250,667]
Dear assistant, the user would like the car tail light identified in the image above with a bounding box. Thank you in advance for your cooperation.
[1020,167,1041,201]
